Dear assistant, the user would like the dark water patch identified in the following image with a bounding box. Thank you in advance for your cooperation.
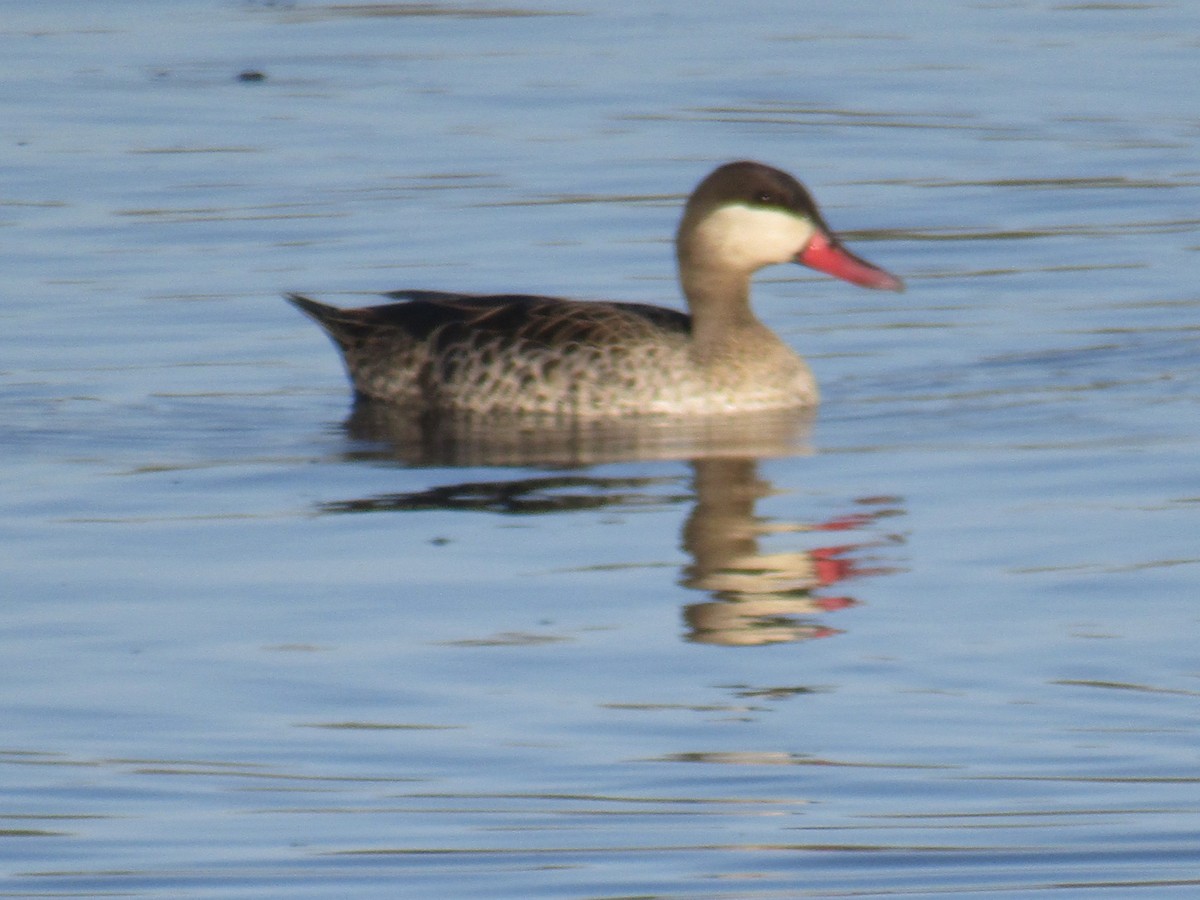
[271,3,583,22]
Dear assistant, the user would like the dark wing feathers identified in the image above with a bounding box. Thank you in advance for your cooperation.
[287,291,691,352]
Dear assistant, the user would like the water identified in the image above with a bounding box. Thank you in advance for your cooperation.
[3,1,1200,896]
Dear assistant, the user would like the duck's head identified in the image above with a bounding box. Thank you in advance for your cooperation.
[677,161,904,292]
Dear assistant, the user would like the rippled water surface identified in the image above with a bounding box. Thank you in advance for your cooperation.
[3,1,1200,897]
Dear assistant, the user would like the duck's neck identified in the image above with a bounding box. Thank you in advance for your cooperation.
[677,256,762,356]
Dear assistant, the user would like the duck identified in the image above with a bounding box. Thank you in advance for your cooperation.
[287,161,903,417]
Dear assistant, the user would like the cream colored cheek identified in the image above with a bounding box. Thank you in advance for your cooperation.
[694,206,816,269]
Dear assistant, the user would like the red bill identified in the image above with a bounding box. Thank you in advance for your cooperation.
[797,230,904,292]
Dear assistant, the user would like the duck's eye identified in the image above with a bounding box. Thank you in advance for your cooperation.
[754,191,776,205]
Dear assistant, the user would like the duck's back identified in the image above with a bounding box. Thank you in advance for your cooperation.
[288,291,697,415]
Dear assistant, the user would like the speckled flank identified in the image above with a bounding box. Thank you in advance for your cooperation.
[289,291,817,416]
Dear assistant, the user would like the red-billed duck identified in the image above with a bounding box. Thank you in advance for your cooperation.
[287,161,903,416]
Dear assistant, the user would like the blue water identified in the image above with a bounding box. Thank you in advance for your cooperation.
[3,1,1200,897]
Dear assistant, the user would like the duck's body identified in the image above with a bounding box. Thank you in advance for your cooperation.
[288,161,903,417]
[288,290,813,415]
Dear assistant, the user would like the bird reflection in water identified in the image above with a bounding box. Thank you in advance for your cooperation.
[321,401,903,646]
[680,457,900,646]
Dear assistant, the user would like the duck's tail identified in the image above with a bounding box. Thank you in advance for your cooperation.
[285,293,373,349]
[285,292,341,325]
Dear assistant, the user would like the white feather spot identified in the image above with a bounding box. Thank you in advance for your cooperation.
[689,204,817,272]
